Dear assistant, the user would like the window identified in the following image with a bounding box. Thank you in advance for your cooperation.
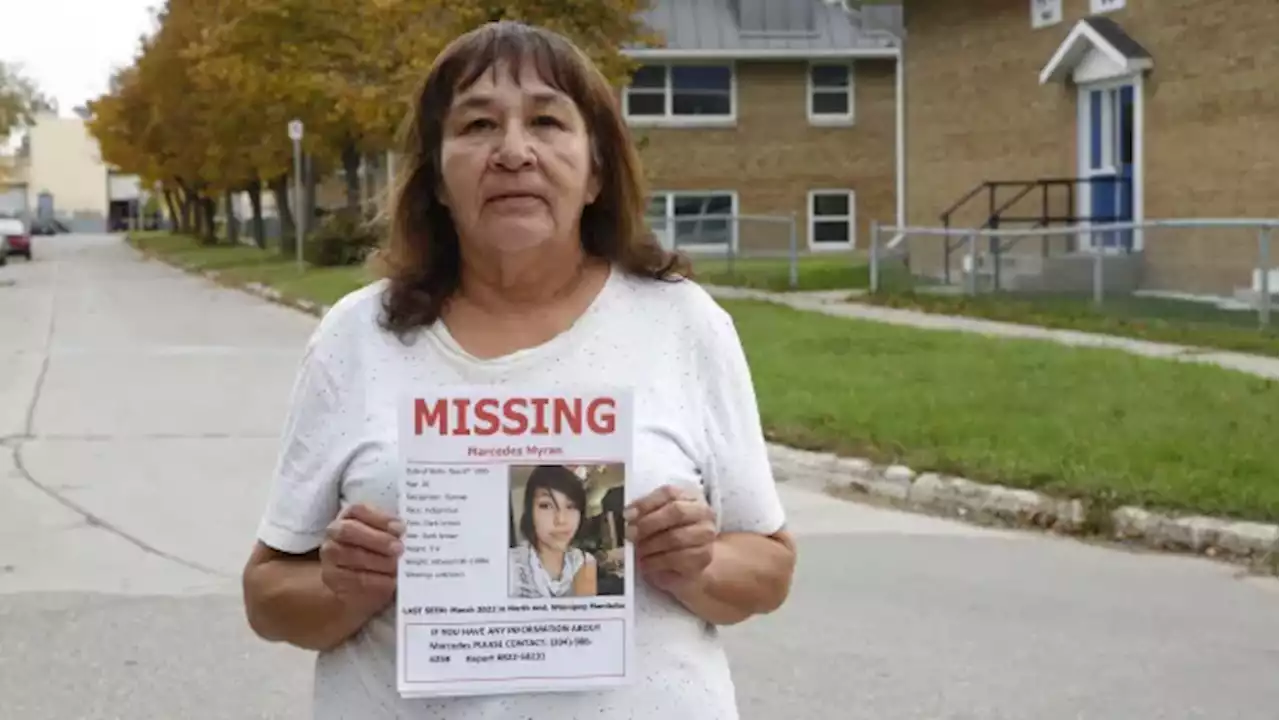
[808,63,854,123]
[645,191,737,251]
[624,64,735,123]
[808,190,856,249]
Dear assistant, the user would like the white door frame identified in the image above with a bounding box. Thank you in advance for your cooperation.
[1076,72,1145,252]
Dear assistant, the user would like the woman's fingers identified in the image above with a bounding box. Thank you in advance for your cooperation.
[326,513,405,558]
[328,543,401,576]
[344,503,406,537]
[626,489,714,544]
[635,520,716,559]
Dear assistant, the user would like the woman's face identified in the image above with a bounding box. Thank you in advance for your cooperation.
[438,59,600,257]
[529,486,581,552]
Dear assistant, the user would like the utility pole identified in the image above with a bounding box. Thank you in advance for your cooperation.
[288,119,305,271]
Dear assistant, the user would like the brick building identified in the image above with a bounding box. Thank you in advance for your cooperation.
[891,0,1279,297]
[622,0,904,256]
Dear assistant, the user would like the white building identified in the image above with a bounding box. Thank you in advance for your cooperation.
[0,110,144,232]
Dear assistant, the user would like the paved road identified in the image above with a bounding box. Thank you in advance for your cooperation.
[1,235,1275,720]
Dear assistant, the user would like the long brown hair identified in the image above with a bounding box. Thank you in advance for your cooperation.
[371,21,691,340]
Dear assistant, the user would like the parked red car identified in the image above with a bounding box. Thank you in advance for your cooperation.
[0,217,32,263]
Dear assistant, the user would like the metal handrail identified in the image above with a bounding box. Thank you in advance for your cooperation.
[938,182,989,225]
[869,218,1278,329]
[881,218,1280,239]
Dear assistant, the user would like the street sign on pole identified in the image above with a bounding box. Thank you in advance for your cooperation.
[288,119,304,271]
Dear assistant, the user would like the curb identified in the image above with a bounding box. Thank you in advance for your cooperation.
[766,443,1278,568]
[134,242,1280,572]
[143,251,336,318]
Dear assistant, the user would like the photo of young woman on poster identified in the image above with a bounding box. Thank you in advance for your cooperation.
[508,463,625,599]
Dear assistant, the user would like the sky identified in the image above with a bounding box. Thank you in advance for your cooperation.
[3,0,160,116]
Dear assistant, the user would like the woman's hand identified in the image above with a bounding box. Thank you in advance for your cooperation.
[625,484,718,593]
[319,503,405,614]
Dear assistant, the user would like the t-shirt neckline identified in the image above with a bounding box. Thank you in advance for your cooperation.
[426,263,620,369]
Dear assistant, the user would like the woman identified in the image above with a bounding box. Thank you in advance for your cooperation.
[242,20,797,720]
[508,465,597,599]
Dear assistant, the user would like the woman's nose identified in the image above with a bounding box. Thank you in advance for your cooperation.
[493,122,535,170]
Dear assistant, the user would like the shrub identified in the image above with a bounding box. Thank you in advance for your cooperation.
[304,210,384,267]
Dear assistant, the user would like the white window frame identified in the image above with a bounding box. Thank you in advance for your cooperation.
[623,62,737,128]
[807,189,857,251]
[806,62,855,125]
[646,190,740,253]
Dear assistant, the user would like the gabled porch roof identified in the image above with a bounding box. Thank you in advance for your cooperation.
[1039,16,1152,85]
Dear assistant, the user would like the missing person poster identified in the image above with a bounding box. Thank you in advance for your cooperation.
[395,387,635,699]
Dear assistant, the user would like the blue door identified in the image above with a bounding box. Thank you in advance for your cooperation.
[37,192,54,223]
[1086,85,1135,250]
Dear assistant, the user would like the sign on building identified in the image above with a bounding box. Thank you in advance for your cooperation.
[1031,0,1062,29]
[108,173,142,201]
[1090,0,1126,13]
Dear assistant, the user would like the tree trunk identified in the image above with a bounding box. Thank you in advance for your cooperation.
[176,179,194,235]
[270,175,297,257]
[304,153,317,229]
[190,192,203,238]
[194,193,215,243]
[224,191,240,246]
[341,141,362,215]
[162,189,180,232]
[200,196,218,244]
[247,179,266,249]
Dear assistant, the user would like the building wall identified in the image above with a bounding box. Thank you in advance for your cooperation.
[26,112,111,232]
[0,155,30,219]
[903,0,1279,293]
[632,59,897,255]
[0,184,27,219]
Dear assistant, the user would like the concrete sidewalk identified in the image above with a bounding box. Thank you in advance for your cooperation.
[704,285,1278,379]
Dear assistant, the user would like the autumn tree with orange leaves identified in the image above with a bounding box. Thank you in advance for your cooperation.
[85,0,658,251]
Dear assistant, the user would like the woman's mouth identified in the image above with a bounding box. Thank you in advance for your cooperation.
[488,192,544,207]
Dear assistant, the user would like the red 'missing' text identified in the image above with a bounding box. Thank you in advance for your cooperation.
[414,396,617,436]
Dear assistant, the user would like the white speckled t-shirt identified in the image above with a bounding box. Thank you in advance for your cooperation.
[255,266,787,720]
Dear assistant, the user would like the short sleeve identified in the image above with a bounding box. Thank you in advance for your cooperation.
[696,305,787,536]
[255,339,355,554]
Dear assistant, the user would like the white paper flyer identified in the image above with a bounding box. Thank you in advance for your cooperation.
[395,387,635,699]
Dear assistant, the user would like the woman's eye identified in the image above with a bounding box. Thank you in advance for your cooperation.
[533,115,563,128]
[463,118,496,132]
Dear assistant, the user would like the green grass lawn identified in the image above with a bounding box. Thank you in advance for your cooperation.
[730,298,1277,523]
[688,254,874,292]
[858,290,1280,357]
[131,231,1280,523]
[686,253,920,293]
[130,231,373,304]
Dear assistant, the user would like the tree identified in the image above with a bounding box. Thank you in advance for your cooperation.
[82,0,661,247]
[0,62,54,181]
[0,61,54,142]
[186,0,418,241]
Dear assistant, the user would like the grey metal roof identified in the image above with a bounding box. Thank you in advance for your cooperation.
[1082,16,1152,60]
[629,0,899,55]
